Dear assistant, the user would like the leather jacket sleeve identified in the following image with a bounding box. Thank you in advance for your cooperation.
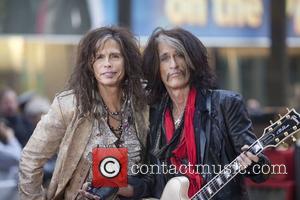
[220,92,270,183]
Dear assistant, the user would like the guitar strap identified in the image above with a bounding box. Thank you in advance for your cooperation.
[218,92,236,163]
[205,90,212,165]
[207,91,235,172]
[206,91,223,172]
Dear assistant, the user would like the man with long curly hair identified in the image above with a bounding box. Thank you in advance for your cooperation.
[19,27,150,200]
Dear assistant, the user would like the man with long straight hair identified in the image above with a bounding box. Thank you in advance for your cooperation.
[142,27,270,199]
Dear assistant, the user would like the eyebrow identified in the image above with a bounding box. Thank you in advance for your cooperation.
[96,50,122,56]
[159,52,169,58]
[110,52,122,55]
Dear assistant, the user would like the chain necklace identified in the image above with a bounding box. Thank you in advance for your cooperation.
[101,93,129,147]
[103,103,121,116]
[103,101,123,143]
[174,111,184,129]
[107,119,122,132]
[102,100,123,121]
[171,99,186,130]
[107,113,123,147]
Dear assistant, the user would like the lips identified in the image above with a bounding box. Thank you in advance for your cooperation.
[167,71,183,80]
[101,71,117,78]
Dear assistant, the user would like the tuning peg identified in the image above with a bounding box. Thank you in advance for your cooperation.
[292,136,297,142]
[278,114,282,118]
[270,120,273,124]
[286,108,290,112]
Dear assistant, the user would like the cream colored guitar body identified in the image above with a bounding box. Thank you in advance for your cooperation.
[160,176,190,200]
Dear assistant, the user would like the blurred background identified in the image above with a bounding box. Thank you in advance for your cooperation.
[0,0,300,106]
[0,0,299,199]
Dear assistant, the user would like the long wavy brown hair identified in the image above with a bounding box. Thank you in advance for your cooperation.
[142,27,217,104]
[67,26,145,116]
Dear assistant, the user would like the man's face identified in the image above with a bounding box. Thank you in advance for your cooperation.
[92,39,125,89]
[158,42,190,91]
[0,90,18,117]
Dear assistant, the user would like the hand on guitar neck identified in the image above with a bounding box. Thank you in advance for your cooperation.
[236,145,259,170]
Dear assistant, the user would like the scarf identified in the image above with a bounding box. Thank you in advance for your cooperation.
[164,87,203,197]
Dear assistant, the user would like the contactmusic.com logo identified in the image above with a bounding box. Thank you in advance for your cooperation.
[92,148,128,187]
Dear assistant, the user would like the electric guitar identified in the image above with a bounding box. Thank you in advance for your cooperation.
[160,108,300,200]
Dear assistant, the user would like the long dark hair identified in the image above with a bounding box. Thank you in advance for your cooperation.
[142,27,216,104]
[68,26,145,116]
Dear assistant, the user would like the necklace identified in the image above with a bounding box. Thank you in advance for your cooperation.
[103,103,121,116]
[103,102,122,122]
[108,121,122,132]
[174,111,184,129]
[106,112,123,132]
[103,102,123,139]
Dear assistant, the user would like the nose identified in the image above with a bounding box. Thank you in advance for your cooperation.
[169,56,178,69]
[103,57,111,68]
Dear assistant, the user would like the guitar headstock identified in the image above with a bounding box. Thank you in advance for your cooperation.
[259,108,300,148]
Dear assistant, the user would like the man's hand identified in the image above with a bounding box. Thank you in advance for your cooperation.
[79,182,100,200]
[78,182,134,199]
[236,145,259,170]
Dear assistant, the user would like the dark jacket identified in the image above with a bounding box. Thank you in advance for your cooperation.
[147,88,270,200]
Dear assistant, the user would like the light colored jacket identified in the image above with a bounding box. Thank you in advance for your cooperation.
[19,90,149,200]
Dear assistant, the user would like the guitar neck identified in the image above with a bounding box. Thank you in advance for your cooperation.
[191,140,265,200]
[190,108,300,200]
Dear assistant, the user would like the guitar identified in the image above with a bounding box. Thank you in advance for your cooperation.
[160,108,300,200]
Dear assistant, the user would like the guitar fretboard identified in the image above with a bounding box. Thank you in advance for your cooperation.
[191,140,264,200]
